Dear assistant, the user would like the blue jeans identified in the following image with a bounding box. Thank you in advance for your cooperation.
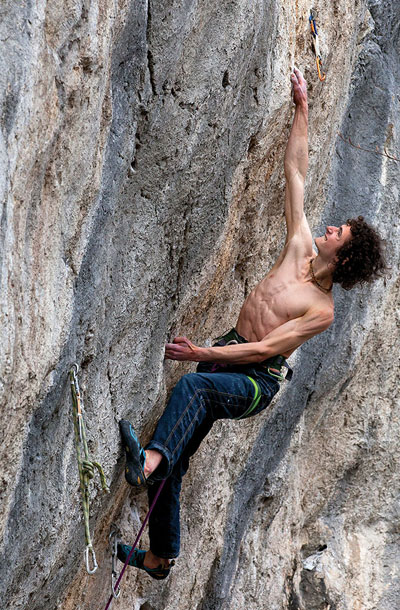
[145,365,280,558]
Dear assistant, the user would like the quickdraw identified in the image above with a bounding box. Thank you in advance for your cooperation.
[70,364,109,574]
[309,9,326,82]
[109,526,121,600]
[104,479,166,610]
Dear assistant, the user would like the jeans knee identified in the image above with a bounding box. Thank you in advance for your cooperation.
[173,373,208,408]
[176,373,199,392]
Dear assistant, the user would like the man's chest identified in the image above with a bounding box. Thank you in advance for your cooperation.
[255,271,324,321]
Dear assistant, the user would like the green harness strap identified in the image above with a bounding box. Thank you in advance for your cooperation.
[266,367,285,382]
[235,376,262,420]
[70,365,109,574]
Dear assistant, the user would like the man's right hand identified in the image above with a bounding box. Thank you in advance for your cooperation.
[291,68,308,109]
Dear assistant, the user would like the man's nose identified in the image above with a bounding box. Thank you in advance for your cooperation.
[326,226,337,233]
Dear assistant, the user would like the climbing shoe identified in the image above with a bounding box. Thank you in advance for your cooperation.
[117,544,175,580]
[119,419,147,487]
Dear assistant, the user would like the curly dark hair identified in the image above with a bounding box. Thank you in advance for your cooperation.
[332,216,388,290]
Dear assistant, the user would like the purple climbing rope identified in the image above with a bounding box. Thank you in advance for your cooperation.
[104,479,166,610]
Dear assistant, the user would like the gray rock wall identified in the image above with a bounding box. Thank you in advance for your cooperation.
[0,1,399,609]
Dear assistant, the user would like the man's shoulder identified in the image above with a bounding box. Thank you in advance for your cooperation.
[283,231,315,260]
[306,304,334,330]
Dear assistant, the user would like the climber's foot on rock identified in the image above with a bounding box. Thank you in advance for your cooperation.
[117,545,175,580]
[119,420,147,486]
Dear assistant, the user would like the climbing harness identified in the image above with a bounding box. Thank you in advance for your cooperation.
[309,9,326,81]
[109,526,121,600]
[69,364,109,574]
[264,356,293,382]
[103,479,166,610]
[200,328,293,381]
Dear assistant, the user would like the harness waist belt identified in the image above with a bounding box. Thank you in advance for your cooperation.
[213,328,293,381]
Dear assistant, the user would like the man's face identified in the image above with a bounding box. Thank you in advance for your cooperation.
[315,224,353,260]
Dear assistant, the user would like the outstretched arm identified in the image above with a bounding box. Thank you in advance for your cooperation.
[284,68,311,245]
[165,308,333,364]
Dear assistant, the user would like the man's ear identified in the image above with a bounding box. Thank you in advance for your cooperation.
[330,256,349,268]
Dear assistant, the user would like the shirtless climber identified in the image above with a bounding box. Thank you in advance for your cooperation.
[117,68,387,579]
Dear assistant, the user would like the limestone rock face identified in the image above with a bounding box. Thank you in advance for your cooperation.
[0,1,399,609]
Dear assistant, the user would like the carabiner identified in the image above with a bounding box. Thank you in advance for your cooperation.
[85,544,98,574]
[316,56,326,82]
[267,367,285,382]
[109,528,121,599]
[309,9,326,81]
[70,364,84,440]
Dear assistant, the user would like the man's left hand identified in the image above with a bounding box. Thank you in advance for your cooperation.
[291,67,308,109]
[165,336,202,361]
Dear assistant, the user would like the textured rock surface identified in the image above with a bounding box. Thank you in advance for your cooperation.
[0,1,399,609]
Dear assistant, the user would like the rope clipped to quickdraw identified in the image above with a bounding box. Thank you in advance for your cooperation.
[309,9,326,82]
[104,479,166,610]
[70,364,109,574]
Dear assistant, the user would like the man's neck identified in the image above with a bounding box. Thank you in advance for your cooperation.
[309,255,333,293]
